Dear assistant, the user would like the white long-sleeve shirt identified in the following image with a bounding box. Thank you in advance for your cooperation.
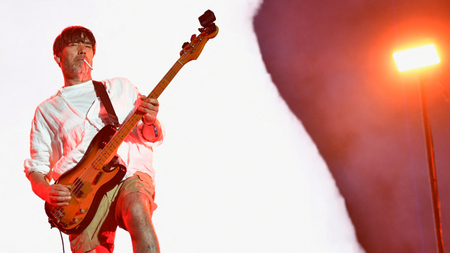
[24,77,163,184]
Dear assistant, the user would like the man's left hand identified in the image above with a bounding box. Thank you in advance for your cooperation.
[139,96,159,125]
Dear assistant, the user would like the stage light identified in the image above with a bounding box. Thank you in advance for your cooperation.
[393,44,440,72]
[394,42,445,253]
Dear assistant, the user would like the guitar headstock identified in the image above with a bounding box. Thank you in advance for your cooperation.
[179,10,219,65]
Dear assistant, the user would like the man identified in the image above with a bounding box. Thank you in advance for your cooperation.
[24,26,163,253]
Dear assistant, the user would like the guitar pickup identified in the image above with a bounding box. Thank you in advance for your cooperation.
[93,172,104,185]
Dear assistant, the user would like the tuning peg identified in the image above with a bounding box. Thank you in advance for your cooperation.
[190,34,197,42]
[182,42,189,49]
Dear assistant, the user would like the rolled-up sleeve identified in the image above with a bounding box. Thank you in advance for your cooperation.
[24,109,53,181]
[135,119,164,147]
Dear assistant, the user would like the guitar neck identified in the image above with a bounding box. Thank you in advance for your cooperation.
[95,19,218,165]
[126,59,184,127]
[147,61,184,100]
[100,60,185,162]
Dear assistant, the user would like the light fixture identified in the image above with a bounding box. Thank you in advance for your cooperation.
[393,44,440,72]
[393,43,444,253]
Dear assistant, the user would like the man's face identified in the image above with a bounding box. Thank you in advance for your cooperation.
[55,38,94,79]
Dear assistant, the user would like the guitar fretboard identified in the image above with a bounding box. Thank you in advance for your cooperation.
[97,60,184,165]
[90,23,218,167]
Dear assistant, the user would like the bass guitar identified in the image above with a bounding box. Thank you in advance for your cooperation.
[45,10,218,234]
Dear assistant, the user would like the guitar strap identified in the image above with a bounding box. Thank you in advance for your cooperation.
[92,80,120,127]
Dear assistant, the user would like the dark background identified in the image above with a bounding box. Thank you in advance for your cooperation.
[254,0,450,252]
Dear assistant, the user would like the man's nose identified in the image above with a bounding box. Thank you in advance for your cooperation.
[78,45,87,54]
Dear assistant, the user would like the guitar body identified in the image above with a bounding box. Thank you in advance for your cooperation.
[45,125,126,234]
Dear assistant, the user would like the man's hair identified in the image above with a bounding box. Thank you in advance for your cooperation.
[53,26,96,57]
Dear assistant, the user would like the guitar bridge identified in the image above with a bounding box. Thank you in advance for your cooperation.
[52,207,66,221]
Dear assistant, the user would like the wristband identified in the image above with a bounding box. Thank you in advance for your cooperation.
[142,117,158,137]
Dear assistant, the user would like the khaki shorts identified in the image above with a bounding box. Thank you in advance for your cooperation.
[69,172,157,253]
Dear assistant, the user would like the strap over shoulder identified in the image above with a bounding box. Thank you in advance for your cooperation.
[92,80,119,127]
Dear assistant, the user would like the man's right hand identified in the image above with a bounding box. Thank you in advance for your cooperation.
[44,184,72,206]
[28,172,72,206]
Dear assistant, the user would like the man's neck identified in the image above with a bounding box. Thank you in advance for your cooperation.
[64,75,92,87]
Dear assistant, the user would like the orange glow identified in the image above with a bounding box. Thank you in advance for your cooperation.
[393,44,440,72]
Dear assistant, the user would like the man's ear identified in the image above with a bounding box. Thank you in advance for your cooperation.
[54,55,61,67]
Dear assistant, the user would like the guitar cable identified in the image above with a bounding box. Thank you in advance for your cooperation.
[58,229,66,253]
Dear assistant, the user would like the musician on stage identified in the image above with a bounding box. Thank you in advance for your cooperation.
[24,26,163,253]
